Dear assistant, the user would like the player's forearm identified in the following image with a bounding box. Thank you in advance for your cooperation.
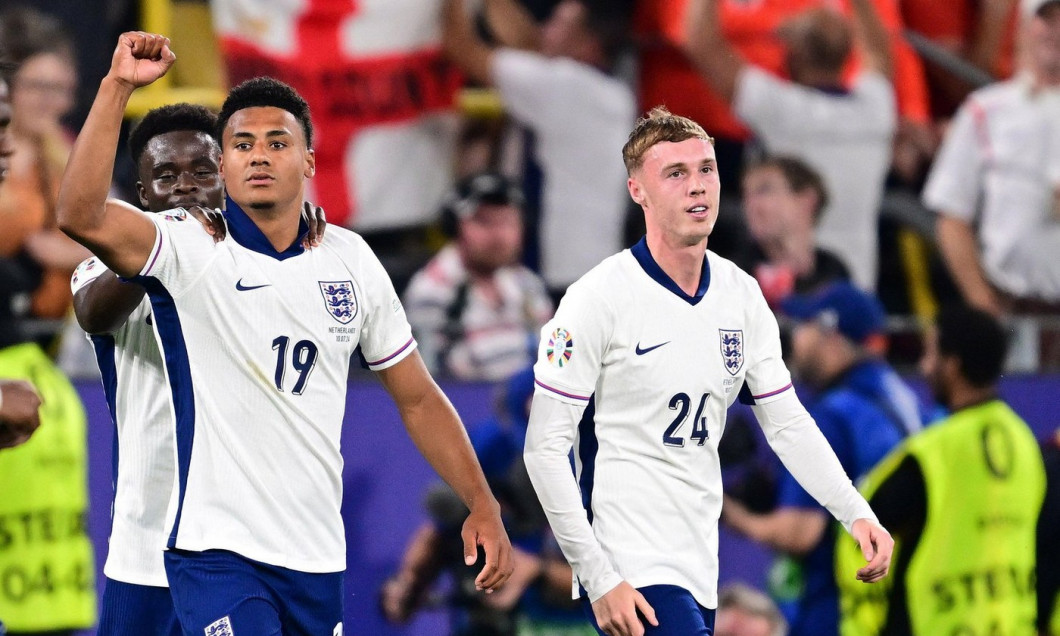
[57,77,132,243]
[404,389,498,513]
[753,393,876,532]
[73,269,146,335]
[524,393,623,602]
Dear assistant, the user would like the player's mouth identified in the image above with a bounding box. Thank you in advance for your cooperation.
[686,204,710,218]
[247,172,275,186]
[170,196,209,208]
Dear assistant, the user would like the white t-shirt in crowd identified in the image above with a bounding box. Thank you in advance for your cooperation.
[492,49,636,291]
[734,66,896,290]
[922,75,1060,301]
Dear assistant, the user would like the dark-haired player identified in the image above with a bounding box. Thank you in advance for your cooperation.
[71,102,222,636]
[57,32,512,634]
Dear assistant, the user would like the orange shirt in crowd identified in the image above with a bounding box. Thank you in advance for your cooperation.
[0,133,75,320]
[635,0,930,140]
[900,0,1017,80]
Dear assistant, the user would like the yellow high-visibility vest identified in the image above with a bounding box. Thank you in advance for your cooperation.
[837,400,1044,636]
[0,343,96,631]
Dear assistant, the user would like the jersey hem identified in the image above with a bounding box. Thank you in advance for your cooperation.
[103,563,170,588]
[167,540,346,574]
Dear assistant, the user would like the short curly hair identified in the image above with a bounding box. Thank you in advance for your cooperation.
[128,103,219,167]
[217,77,313,148]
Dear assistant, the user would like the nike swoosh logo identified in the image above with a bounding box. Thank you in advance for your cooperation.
[635,341,670,355]
[235,278,271,292]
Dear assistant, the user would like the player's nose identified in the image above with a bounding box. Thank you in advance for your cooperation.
[173,172,199,192]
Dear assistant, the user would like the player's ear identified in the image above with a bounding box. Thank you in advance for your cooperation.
[304,147,316,179]
[136,181,149,208]
[628,176,645,206]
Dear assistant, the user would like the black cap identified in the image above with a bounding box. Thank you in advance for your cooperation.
[443,172,525,221]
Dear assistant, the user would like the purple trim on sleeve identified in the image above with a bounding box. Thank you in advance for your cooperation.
[143,227,164,276]
[753,383,793,400]
[535,379,591,402]
[367,338,414,367]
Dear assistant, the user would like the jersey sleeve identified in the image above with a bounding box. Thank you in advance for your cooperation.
[740,280,793,405]
[532,283,612,406]
[70,257,109,295]
[135,209,218,297]
[358,246,417,371]
[775,407,849,510]
[921,98,984,221]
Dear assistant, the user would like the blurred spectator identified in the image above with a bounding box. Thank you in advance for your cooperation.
[381,367,591,635]
[733,156,851,307]
[0,7,90,325]
[636,0,931,189]
[1,59,12,178]
[683,0,896,291]
[212,0,460,233]
[900,0,1019,118]
[404,172,553,381]
[723,283,920,636]
[442,0,637,298]
[716,583,788,636]
[0,48,95,635]
[836,305,1044,635]
[0,73,42,452]
[1039,429,1060,635]
[923,0,1060,314]
[9,0,135,131]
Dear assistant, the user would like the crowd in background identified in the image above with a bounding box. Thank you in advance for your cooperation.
[0,0,1057,379]
[2,0,1060,635]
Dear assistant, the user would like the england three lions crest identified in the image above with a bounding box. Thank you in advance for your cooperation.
[319,281,358,324]
[719,329,744,375]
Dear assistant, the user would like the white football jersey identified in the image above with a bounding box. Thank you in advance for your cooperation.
[138,203,415,573]
[533,239,793,607]
[72,257,173,587]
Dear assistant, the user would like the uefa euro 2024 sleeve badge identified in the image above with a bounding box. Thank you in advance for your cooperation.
[319,281,358,324]
[719,329,744,375]
[547,328,574,368]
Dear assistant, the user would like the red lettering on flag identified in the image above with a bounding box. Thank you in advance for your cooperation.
[220,0,462,226]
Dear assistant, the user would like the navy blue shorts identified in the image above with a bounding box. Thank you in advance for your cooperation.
[98,578,180,636]
[582,585,715,636]
[163,549,343,636]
